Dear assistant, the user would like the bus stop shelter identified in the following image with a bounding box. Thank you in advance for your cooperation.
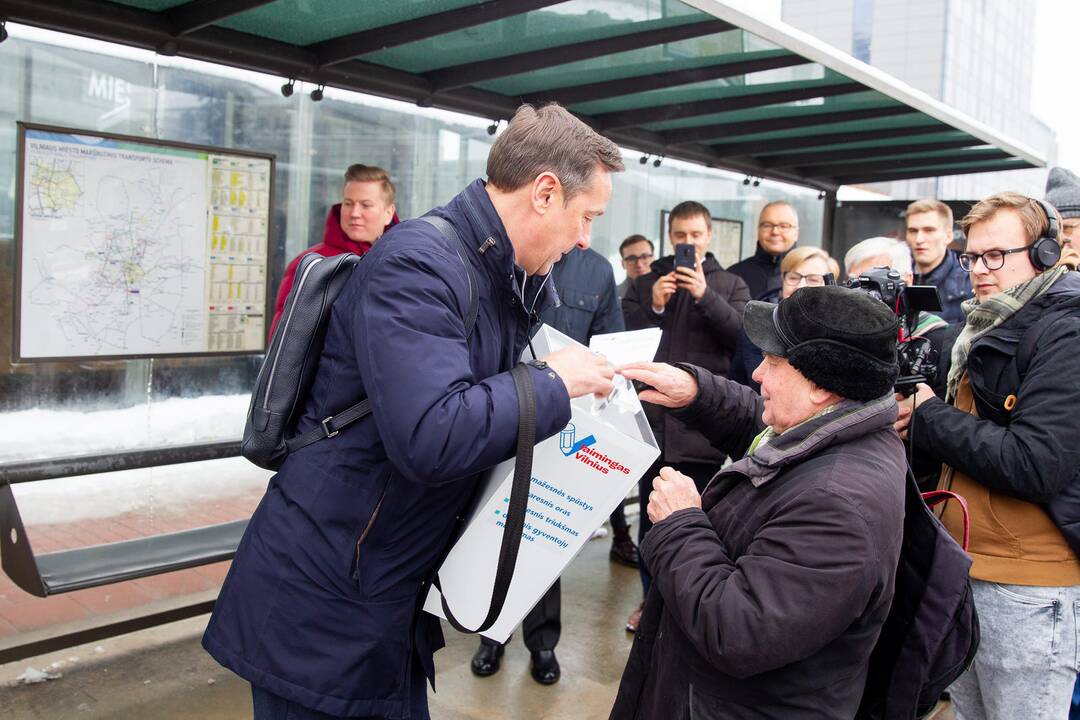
[0,0,1045,190]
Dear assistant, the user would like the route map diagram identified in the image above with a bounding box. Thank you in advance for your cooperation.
[17,128,271,360]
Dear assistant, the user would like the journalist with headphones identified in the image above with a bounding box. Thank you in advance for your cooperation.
[895,192,1080,720]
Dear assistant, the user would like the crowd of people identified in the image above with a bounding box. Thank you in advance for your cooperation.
[203,103,1080,720]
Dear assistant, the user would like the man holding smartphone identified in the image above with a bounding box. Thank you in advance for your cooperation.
[621,200,750,632]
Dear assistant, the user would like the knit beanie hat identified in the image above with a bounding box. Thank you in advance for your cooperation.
[743,286,900,401]
[1045,167,1080,219]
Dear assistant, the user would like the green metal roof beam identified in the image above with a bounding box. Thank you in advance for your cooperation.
[165,0,273,36]
[525,50,811,107]
[660,104,914,143]
[762,138,987,168]
[800,149,1012,178]
[594,81,865,131]
[309,0,566,68]
[709,124,946,157]
[424,17,734,92]
[835,159,1036,184]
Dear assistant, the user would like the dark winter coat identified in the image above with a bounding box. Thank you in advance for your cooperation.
[542,246,623,344]
[203,179,571,719]
[728,243,789,300]
[911,270,1080,559]
[611,367,906,720]
[622,254,750,464]
[269,204,400,335]
[913,249,973,325]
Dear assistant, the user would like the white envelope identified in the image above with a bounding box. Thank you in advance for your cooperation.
[423,325,659,642]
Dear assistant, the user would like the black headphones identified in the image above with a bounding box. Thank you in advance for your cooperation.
[1030,198,1062,270]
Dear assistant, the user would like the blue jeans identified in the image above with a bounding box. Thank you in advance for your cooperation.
[950,580,1080,720]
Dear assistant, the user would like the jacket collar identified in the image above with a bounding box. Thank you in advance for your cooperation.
[450,179,559,317]
[322,204,400,255]
[753,242,790,267]
[914,249,959,285]
[712,394,899,494]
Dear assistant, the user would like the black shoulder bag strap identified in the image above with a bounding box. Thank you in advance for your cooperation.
[286,216,480,453]
[434,362,536,634]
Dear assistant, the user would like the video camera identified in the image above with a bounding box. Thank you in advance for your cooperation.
[846,267,942,394]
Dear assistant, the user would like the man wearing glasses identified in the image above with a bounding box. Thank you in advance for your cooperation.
[728,201,800,300]
[895,193,1080,720]
[618,234,655,298]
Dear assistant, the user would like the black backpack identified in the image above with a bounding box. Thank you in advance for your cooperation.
[242,216,478,470]
[856,474,979,720]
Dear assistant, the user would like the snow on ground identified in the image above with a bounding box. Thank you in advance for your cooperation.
[0,395,251,462]
[3,395,272,525]
[11,457,272,525]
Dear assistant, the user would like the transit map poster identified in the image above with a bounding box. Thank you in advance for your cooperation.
[15,123,274,361]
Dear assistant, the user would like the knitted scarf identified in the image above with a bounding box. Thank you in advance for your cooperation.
[946,266,1068,401]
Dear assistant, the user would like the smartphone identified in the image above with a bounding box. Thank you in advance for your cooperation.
[674,243,696,270]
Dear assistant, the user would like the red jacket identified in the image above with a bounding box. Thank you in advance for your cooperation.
[269,204,398,336]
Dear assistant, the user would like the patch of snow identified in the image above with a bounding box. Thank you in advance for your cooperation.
[0,395,250,462]
[16,666,61,684]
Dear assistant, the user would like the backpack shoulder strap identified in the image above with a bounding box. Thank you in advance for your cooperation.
[419,215,480,338]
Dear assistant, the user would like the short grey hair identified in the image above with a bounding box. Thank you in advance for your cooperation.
[844,237,913,277]
[486,103,624,200]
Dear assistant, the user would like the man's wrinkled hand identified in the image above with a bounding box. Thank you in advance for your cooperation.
[647,467,703,524]
[616,362,699,409]
[542,345,614,399]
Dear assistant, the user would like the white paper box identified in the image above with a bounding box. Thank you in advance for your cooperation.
[423,325,660,642]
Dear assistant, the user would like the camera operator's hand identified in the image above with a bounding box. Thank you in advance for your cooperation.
[542,346,614,399]
[616,362,698,409]
[893,383,935,439]
[651,272,678,312]
[675,258,707,301]
[648,466,703,524]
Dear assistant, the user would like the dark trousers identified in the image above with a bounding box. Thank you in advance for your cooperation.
[637,458,717,595]
[610,504,629,534]
[481,578,561,652]
[251,657,428,719]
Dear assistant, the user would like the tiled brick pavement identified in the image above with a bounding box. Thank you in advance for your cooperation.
[0,488,263,639]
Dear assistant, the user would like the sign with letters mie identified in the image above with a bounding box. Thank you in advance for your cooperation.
[424,325,660,642]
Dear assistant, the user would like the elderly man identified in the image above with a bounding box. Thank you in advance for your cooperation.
[728,200,799,299]
[611,286,907,719]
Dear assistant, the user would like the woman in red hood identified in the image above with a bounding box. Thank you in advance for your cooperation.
[269,164,399,336]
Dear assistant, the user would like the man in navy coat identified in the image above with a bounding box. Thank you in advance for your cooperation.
[203,103,624,720]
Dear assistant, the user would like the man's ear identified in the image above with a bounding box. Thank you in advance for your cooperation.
[808,382,837,406]
[531,172,560,215]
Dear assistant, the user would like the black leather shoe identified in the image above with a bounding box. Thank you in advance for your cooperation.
[530,649,560,685]
[470,642,504,677]
[609,534,640,568]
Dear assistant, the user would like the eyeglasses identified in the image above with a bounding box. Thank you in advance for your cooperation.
[782,271,826,287]
[957,245,1032,272]
[621,253,654,264]
[759,222,797,232]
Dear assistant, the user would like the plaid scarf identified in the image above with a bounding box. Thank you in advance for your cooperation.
[946,266,1069,401]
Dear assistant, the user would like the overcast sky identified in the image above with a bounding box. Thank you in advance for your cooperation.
[1032,0,1078,170]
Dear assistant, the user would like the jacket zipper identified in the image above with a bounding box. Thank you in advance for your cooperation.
[263,256,324,410]
[354,482,390,579]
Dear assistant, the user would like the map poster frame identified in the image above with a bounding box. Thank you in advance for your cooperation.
[14,122,277,363]
[658,210,744,270]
